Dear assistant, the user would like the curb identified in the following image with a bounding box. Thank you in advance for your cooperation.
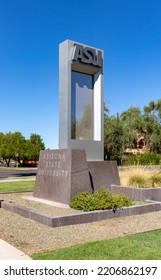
[1,199,161,228]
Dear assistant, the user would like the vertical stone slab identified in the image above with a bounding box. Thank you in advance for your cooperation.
[34,149,71,204]
[87,161,120,190]
[34,149,92,204]
[70,149,92,198]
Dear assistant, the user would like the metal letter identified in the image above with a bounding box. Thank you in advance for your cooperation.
[72,44,83,62]
[82,47,93,64]
[92,50,102,67]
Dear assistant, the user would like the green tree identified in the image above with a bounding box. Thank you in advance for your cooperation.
[0,133,4,160]
[148,123,161,153]
[25,134,45,166]
[144,99,161,124]
[0,132,26,166]
[104,113,123,163]
[120,107,147,149]
[143,99,161,153]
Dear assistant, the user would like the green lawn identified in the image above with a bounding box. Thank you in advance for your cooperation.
[31,229,161,260]
[0,181,35,192]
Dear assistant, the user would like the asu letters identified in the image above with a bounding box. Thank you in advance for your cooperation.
[72,43,102,67]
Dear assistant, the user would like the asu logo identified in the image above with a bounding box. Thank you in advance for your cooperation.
[72,43,102,67]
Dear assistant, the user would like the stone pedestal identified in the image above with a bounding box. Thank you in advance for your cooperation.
[34,149,92,204]
[88,161,120,190]
[34,149,121,205]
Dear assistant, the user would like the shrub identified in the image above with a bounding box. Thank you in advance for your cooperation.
[128,174,147,188]
[122,154,138,166]
[69,188,133,211]
[137,153,161,165]
[148,173,161,188]
[122,153,161,166]
[120,166,161,188]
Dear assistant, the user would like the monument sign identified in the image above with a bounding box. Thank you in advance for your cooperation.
[59,39,104,160]
[34,39,120,205]
[34,149,92,204]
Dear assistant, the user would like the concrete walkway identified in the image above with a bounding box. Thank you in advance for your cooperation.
[0,178,35,183]
[0,239,32,260]
[0,176,34,259]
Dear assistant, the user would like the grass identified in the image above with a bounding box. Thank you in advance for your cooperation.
[31,229,161,260]
[0,181,35,192]
[119,166,161,188]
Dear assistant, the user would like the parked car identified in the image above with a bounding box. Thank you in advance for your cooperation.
[0,161,6,166]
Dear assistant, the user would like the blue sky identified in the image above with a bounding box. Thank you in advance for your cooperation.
[0,0,161,149]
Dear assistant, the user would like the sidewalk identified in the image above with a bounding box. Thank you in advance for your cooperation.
[0,239,32,260]
[0,178,35,183]
[0,177,34,259]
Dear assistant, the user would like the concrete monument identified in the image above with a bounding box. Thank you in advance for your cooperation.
[34,39,120,205]
[59,39,104,160]
[34,149,92,204]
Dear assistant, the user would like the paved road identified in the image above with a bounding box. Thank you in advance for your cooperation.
[0,168,37,179]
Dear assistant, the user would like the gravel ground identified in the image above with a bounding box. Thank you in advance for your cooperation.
[1,192,161,256]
